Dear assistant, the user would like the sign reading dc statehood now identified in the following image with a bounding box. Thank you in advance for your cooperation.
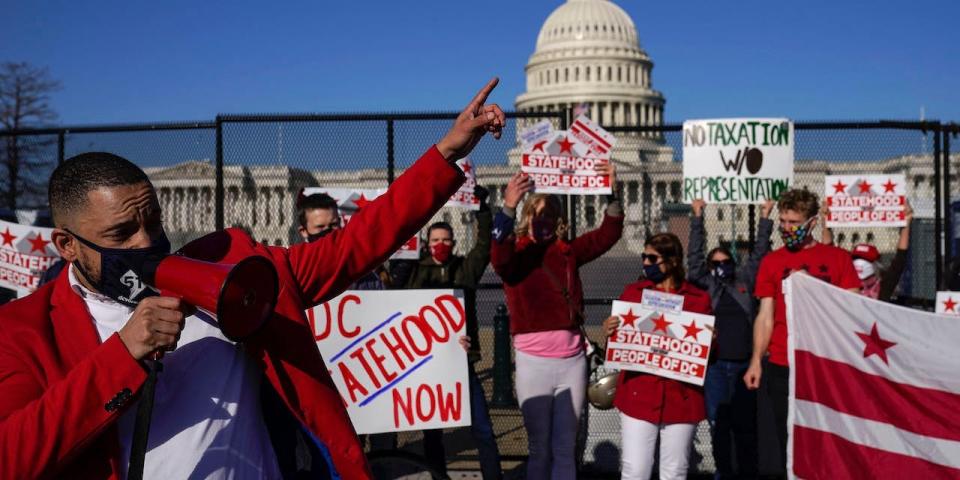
[683,118,794,204]
[306,289,471,434]
[520,115,615,195]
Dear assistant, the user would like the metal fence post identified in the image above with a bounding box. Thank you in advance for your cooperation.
[215,116,224,231]
[57,131,65,165]
[386,119,395,185]
[943,128,952,266]
[490,303,515,407]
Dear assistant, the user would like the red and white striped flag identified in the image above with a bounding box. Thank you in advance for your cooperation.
[786,273,960,479]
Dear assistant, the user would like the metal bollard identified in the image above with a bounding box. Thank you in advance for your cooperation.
[490,303,516,407]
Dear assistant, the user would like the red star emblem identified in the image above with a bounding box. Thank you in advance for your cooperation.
[353,194,372,210]
[682,320,704,340]
[882,179,897,193]
[855,323,897,365]
[858,180,872,193]
[651,314,672,334]
[620,309,639,329]
[943,297,958,313]
[558,136,575,154]
[832,180,848,194]
[1,228,16,248]
[532,140,547,152]
[28,233,51,254]
[461,161,472,174]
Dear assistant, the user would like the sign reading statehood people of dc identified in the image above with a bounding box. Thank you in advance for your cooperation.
[446,158,480,211]
[824,174,907,228]
[0,219,59,294]
[520,115,615,195]
[302,187,419,259]
[682,118,794,204]
[936,292,959,316]
[306,289,472,434]
[605,300,715,386]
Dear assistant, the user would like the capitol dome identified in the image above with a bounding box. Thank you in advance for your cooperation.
[516,0,666,138]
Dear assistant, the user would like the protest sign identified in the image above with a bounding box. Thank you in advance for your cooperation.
[0,219,60,294]
[824,174,907,227]
[446,158,480,211]
[519,120,555,148]
[302,187,419,259]
[306,289,471,434]
[520,115,615,195]
[936,292,959,316]
[641,289,684,313]
[682,118,794,204]
[604,299,715,386]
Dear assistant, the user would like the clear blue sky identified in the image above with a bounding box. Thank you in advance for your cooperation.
[3,0,958,126]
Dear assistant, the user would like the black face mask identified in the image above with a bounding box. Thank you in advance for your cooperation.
[67,229,171,307]
[710,259,736,281]
[306,228,335,243]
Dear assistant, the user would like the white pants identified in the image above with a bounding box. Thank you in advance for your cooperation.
[514,350,587,480]
[620,413,696,480]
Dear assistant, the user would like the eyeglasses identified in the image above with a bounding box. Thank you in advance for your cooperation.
[709,258,735,267]
[641,253,662,264]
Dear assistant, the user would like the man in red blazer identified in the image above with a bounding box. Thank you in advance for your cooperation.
[0,79,505,480]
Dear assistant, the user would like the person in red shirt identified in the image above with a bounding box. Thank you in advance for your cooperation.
[602,232,712,480]
[743,188,860,475]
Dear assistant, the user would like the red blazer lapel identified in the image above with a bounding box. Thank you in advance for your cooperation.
[49,268,103,370]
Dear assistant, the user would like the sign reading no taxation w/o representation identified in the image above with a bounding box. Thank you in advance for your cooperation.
[682,118,794,204]
[824,174,907,228]
[605,299,715,386]
[306,289,471,434]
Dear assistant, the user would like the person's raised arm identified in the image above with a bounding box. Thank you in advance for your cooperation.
[820,204,834,245]
[461,186,493,287]
[572,161,624,266]
[289,78,506,306]
[687,199,709,284]
[744,296,774,390]
[743,200,775,279]
[881,201,912,300]
[490,172,533,283]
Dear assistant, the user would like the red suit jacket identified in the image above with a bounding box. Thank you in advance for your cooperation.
[0,145,463,480]
[613,279,713,424]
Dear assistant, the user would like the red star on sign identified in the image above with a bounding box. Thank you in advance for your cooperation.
[532,140,547,152]
[620,309,639,329]
[1,228,16,248]
[461,161,472,174]
[832,180,848,194]
[28,233,51,254]
[858,180,873,193]
[651,314,672,334]
[353,194,372,210]
[944,297,958,313]
[682,320,703,340]
[558,136,575,154]
[882,179,897,193]
[856,323,897,365]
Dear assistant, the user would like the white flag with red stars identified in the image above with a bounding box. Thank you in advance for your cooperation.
[785,272,960,479]
[824,174,908,227]
[0,219,60,294]
[935,291,959,316]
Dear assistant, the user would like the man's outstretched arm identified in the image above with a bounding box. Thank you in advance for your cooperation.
[289,78,506,306]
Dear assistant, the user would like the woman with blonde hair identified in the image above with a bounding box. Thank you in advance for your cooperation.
[490,166,622,480]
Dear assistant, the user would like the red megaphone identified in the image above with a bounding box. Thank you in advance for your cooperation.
[148,255,279,341]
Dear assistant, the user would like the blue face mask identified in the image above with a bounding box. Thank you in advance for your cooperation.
[67,229,171,307]
[643,263,667,284]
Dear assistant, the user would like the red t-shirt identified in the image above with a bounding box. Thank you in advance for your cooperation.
[754,242,860,366]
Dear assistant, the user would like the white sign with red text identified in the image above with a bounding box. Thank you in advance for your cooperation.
[520,115,615,195]
[604,300,715,386]
[302,187,419,259]
[0,219,59,294]
[446,158,480,211]
[306,289,471,434]
[936,291,960,316]
[824,174,907,228]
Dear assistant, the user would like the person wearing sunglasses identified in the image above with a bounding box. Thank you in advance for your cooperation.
[602,233,712,480]
[687,199,774,479]
[490,163,622,480]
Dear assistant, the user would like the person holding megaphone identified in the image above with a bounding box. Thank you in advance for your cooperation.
[0,78,506,480]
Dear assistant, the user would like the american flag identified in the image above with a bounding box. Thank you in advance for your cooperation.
[786,272,960,478]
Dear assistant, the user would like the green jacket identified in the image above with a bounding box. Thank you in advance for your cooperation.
[403,204,492,353]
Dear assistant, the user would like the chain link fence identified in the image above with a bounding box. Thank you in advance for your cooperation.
[1,114,956,477]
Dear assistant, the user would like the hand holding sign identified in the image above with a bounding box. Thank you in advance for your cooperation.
[504,171,534,209]
[437,78,506,161]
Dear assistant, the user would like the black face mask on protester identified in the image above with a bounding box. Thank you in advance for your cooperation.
[66,229,171,307]
[305,227,335,243]
[710,259,736,281]
[643,263,667,284]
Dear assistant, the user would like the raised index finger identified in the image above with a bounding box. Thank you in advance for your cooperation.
[465,77,500,112]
